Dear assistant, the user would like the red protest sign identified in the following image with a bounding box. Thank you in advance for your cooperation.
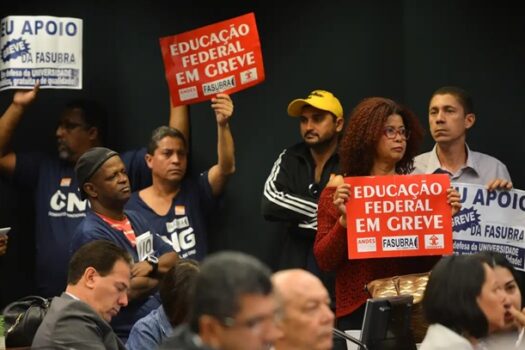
[345,174,452,259]
[159,13,264,106]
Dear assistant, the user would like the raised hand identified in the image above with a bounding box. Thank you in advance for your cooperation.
[13,82,39,108]
[211,93,233,126]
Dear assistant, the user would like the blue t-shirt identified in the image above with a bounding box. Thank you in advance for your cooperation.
[125,172,217,261]
[126,306,173,350]
[71,208,173,341]
[13,149,151,297]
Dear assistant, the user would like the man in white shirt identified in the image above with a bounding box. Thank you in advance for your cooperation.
[414,86,512,190]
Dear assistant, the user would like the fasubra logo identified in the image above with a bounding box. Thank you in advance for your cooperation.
[382,236,418,251]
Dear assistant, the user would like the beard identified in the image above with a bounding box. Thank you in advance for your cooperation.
[304,133,337,152]
[57,141,73,161]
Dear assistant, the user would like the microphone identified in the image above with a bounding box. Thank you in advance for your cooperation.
[333,328,368,350]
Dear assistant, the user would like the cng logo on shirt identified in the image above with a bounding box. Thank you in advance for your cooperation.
[48,189,87,218]
[166,217,189,231]
[166,216,196,254]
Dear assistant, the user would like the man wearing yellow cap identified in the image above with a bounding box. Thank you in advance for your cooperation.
[261,90,344,297]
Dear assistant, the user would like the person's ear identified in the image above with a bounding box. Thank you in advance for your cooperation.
[87,127,99,142]
[465,113,476,130]
[84,182,97,199]
[199,315,224,349]
[145,153,154,169]
[336,117,344,133]
[84,267,98,289]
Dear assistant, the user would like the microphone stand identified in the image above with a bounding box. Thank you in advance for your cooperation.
[333,328,368,350]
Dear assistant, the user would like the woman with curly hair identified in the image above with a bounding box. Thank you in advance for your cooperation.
[313,97,461,330]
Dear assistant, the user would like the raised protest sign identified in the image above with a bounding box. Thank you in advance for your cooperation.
[0,16,82,90]
[452,183,525,271]
[160,12,264,106]
[345,174,452,259]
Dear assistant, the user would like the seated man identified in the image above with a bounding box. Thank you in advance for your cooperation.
[126,258,200,350]
[32,240,131,349]
[71,147,179,340]
[272,269,335,350]
[160,251,282,350]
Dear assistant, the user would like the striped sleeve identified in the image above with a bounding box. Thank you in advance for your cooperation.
[261,149,318,223]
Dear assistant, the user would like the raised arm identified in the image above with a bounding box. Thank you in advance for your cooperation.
[0,84,39,175]
[169,99,189,143]
[207,93,235,196]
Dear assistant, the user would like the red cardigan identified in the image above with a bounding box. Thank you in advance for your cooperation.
[314,186,438,318]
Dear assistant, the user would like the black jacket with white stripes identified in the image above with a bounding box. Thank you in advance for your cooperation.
[261,141,339,272]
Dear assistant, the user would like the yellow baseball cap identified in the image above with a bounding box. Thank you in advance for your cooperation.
[287,90,343,119]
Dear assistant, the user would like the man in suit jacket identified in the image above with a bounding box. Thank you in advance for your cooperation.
[32,240,132,349]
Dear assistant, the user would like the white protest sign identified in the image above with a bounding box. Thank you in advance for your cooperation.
[453,183,525,271]
[135,231,154,261]
[0,15,82,90]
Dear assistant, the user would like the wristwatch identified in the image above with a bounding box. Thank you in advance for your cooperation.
[145,254,159,277]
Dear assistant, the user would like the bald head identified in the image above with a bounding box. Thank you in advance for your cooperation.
[272,269,334,350]
[272,269,324,300]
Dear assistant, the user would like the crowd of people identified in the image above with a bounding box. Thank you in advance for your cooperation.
[0,83,523,349]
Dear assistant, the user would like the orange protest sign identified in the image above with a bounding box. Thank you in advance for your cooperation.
[345,174,452,259]
[159,13,264,106]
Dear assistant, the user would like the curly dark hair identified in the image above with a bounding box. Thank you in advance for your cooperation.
[338,97,423,176]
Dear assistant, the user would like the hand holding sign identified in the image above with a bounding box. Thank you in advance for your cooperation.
[447,187,462,216]
[333,180,351,227]
[211,93,233,125]
[486,178,513,191]
[12,81,39,108]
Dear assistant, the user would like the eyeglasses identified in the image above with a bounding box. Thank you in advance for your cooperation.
[221,309,282,335]
[383,126,410,140]
[308,183,320,198]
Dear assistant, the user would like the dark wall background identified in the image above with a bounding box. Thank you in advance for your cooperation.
[1,0,523,306]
